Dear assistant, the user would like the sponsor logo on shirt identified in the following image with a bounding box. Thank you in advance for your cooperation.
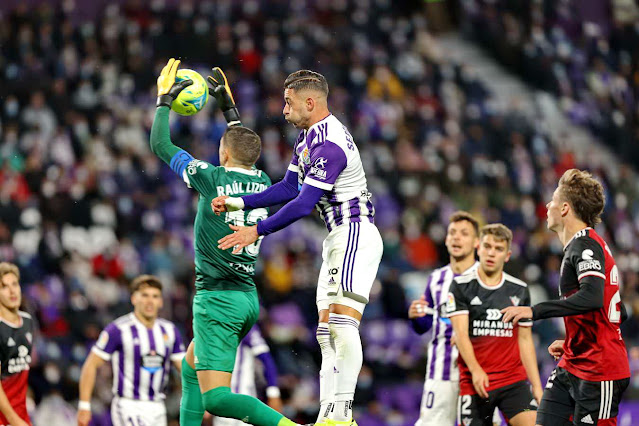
[309,157,327,179]
[229,262,255,274]
[187,160,209,175]
[141,350,165,374]
[7,345,31,374]
[578,260,602,272]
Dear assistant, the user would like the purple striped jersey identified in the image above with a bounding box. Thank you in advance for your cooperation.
[424,263,478,381]
[229,326,278,397]
[288,114,374,232]
[92,313,185,401]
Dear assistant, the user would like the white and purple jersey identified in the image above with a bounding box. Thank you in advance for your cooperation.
[413,263,478,382]
[92,313,185,401]
[230,325,279,397]
[288,114,374,232]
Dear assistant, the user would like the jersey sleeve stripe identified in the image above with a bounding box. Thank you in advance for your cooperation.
[92,346,112,361]
[251,344,270,356]
[578,271,605,281]
[304,176,333,190]
[447,310,469,317]
[288,164,299,173]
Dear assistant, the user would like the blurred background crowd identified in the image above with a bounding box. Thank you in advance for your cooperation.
[1,0,639,424]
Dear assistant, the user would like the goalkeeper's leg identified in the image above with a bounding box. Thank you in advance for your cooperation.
[180,341,205,426]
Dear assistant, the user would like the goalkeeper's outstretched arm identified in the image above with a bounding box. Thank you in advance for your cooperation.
[150,58,196,177]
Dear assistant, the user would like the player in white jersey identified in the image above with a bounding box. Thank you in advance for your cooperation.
[77,275,185,426]
[408,211,480,426]
[213,70,383,426]
[213,325,283,426]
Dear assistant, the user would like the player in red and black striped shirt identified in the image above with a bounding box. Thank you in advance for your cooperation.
[502,169,630,426]
[0,263,33,426]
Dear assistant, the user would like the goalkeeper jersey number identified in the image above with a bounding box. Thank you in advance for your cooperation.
[183,160,271,292]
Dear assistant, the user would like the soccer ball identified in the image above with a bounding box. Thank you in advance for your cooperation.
[171,69,209,116]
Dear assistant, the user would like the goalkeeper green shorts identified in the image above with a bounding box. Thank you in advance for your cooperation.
[192,288,259,372]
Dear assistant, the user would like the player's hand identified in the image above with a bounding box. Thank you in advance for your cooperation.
[218,225,259,254]
[267,396,284,412]
[207,67,241,126]
[533,385,543,405]
[408,295,431,319]
[156,58,193,108]
[211,196,230,215]
[548,339,565,361]
[470,368,490,399]
[500,306,533,326]
[77,410,91,426]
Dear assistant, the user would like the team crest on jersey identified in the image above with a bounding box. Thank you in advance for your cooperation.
[301,147,310,165]
[510,296,520,306]
[26,332,32,344]
[462,417,472,426]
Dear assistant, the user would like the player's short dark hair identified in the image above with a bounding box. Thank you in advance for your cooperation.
[284,70,329,96]
[480,223,513,249]
[222,126,262,167]
[130,274,163,294]
[0,262,19,281]
[558,169,605,228]
[449,211,480,236]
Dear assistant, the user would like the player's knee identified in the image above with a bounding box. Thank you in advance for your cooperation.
[181,357,198,383]
[201,386,231,415]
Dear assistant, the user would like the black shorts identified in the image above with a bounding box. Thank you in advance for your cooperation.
[458,380,537,426]
[536,367,629,426]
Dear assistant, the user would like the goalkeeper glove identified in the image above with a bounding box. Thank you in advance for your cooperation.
[207,67,241,126]
[156,58,193,108]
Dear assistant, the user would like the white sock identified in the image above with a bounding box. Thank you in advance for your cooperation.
[316,322,336,422]
[328,313,362,422]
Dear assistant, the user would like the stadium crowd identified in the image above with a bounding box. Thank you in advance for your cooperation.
[0,0,638,424]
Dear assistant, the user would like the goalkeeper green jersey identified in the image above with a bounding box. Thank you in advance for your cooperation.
[183,160,271,292]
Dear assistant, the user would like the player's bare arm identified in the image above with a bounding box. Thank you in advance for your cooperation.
[0,384,28,426]
[548,339,565,361]
[77,351,106,426]
[518,326,543,404]
[450,314,489,399]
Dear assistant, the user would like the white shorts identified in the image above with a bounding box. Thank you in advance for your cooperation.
[316,221,383,314]
[415,379,459,426]
[111,396,167,426]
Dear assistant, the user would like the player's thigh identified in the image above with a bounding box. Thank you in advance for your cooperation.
[571,375,629,426]
[536,368,574,426]
[329,222,383,311]
[494,381,537,424]
[458,393,495,426]
[192,290,257,373]
[415,379,458,426]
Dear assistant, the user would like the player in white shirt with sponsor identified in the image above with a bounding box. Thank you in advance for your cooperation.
[213,70,383,426]
[213,325,283,426]
[408,211,480,426]
[77,275,185,426]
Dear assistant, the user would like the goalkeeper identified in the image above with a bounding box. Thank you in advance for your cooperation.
[151,58,303,426]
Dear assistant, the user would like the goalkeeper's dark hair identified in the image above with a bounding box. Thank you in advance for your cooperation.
[284,70,329,96]
[222,126,262,167]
